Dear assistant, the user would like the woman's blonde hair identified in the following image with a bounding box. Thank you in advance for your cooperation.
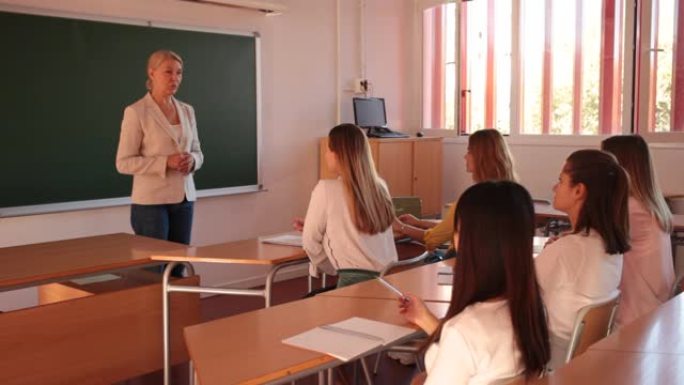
[602,135,672,233]
[328,124,394,234]
[468,129,518,183]
[146,49,183,91]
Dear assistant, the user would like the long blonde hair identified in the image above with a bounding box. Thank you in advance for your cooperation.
[328,124,394,234]
[602,135,673,233]
[146,49,183,91]
[468,129,518,183]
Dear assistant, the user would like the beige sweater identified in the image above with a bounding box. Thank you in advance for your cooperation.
[302,179,397,277]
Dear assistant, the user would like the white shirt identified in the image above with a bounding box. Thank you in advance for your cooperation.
[302,179,397,276]
[535,230,622,369]
[615,197,674,328]
[424,300,524,385]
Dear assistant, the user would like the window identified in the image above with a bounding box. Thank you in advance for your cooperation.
[422,0,684,136]
[636,0,683,133]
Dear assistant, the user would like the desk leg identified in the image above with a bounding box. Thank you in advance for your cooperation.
[189,360,196,385]
[264,259,309,308]
[163,261,180,385]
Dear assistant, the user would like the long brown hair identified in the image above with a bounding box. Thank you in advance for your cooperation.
[328,124,394,234]
[564,150,631,254]
[468,129,518,183]
[429,181,550,377]
[601,135,672,233]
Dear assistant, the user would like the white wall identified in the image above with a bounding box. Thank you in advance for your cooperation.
[0,0,417,309]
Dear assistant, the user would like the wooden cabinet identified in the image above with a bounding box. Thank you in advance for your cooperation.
[320,137,443,216]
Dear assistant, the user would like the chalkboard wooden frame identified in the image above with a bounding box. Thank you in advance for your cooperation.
[0,5,262,217]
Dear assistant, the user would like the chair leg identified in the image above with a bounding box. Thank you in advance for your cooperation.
[360,357,374,385]
[372,352,382,374]
[414,353,424,372]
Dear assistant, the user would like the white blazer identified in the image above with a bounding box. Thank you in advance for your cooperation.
[116,93,204,204]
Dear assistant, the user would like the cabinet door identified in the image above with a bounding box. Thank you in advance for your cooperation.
[375,141,413,197]
[413,139,443,216]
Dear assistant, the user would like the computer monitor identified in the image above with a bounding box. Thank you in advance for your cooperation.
[353,97,387,128]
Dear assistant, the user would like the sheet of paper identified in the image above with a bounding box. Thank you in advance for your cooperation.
[331,317,414,344]
[71,273,120,285]
[260,233,303,247]
[533,236,549,257]
[437,266,453,275]
[282,317,414,362]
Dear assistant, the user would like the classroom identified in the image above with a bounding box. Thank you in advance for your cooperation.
[1,0,683,384]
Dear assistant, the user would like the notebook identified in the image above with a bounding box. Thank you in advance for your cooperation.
[282,317,415,361]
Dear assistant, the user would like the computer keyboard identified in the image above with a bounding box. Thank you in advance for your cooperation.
[366,127,410,138]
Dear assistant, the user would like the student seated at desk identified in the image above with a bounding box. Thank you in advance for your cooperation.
[535,150,630,370]
[295,124,397,288]
[399,181,550,385]
[602,135,674,328]
[392,129,517,251]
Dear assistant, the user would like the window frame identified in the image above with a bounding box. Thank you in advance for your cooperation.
[419,0,684,143]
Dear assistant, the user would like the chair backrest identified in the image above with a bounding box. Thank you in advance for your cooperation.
[380,251,430,277]
[393,196,422,218]
[671,274,684,299]
[565,293,620,363]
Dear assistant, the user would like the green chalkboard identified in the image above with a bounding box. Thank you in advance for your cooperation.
[0,10,259,216]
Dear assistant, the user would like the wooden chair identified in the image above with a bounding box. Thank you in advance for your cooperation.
[564,293,621,363]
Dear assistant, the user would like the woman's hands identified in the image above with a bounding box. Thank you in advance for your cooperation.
[398,214,421,227]
[292,217,305,232]
[399,293,440,334]
[167,152,194,174]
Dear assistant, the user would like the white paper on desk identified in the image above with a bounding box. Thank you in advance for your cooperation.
[71,273,120,285]
[437,274,453,286]
[282,317,414,362]
[437,266,453,275]
[533,236,549,257]
[260,233,303,247]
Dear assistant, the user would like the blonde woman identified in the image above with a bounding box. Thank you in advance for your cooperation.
[297,124,397,287]
[602,135,674,328]
[393,129,517,250]
[116,50,203,253]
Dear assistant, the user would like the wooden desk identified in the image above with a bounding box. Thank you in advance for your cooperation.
[184,295,449,385]
[534,202,684,232]
[0,233,179,290]
[321,261,454,303]
[530,349,684,384]
[0,233,200,385]
[152,238,309,385]
[533,202,566,220]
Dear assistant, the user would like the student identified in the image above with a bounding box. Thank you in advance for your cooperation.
[535,150,630,370]
[393,129,517,250]
[297,124,397,287]
[601,135,674,328]
[399,181,550,385]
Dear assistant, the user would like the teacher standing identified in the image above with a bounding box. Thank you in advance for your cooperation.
[116,50,203,246]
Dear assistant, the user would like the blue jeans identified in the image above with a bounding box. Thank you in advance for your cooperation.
[131,199,194,276]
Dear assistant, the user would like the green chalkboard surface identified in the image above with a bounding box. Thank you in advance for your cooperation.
[0,10,259,216]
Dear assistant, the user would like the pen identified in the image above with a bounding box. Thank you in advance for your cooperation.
[376,277,405,299]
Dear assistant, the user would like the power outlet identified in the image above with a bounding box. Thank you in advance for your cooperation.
[353,78,369,93]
